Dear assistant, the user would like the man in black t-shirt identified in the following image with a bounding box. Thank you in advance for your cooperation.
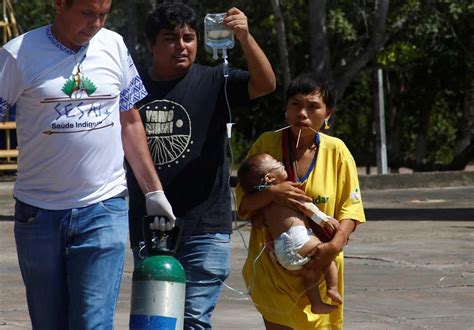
[126,2,275,328]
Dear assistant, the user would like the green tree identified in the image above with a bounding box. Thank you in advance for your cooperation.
[13,1,54,31]
[378,0,474,171]
[10,0,473,170]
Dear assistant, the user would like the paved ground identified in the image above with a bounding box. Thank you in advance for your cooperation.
[1,178,474,329]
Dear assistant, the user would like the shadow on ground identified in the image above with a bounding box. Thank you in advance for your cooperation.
[365,208,474,221]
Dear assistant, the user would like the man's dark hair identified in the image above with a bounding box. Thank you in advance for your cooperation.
[65,0,74,8]
[145,1,199,44]
[286,73,337,110]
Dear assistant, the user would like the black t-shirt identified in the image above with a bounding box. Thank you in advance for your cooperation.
[127,64,252,248]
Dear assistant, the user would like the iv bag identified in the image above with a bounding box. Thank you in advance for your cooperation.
[204,13,234,56]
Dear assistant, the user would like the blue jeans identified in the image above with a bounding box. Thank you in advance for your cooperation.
[133,233,231,329]
[14,197,128,330]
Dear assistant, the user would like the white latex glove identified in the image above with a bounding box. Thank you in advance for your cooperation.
[145,190,176,231]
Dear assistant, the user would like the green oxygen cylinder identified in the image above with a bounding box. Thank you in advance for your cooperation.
[129,217,186,330]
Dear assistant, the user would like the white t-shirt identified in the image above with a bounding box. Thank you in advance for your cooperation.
[0,25,147,209]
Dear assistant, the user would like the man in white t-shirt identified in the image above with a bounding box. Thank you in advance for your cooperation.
[0,0,175,328]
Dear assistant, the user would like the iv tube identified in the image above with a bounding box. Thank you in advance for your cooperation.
[222,48,229,78]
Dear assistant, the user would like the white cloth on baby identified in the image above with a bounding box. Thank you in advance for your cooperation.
[273,225,313,271]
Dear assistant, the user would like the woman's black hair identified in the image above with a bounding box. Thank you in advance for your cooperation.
[145,1,199,44]
[286,73,336,110]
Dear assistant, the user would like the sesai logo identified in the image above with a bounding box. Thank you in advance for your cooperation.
[314,195,329,204]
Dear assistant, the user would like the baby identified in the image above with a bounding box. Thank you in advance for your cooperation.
[238,153,343,313]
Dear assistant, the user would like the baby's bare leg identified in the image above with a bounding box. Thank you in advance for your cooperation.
[301,269,337,314]
[299,237,337,314]
[324,261,342,304]
[297,234,321,257]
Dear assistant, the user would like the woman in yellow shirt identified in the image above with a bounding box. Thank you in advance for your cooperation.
[236,73,366,329]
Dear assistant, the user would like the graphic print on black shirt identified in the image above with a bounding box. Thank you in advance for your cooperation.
[127,64,253,247]
[140,99,192,169]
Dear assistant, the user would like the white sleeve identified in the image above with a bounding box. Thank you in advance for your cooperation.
[118,40,147,112]
[0,49,23,120]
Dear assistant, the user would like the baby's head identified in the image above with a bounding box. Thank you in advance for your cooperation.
[238,153,287,193]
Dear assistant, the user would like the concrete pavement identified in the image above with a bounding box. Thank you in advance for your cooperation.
[1,175,474,329]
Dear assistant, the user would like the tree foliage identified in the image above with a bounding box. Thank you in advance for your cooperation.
[7,0,474,171]
[376,0,474,170]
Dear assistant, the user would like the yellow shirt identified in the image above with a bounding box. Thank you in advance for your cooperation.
[236,131,366,329]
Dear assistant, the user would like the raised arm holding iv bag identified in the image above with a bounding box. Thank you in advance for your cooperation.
[205,13,235,138]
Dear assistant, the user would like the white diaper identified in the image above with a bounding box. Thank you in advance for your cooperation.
[273,225,312,271]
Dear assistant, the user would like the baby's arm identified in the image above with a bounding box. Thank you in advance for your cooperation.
[323,218,340,237]
[250,211,265,229]
[302,202,340,236]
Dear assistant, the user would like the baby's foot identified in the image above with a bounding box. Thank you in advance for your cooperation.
[327,287,342,304]
[311,303,337,314]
